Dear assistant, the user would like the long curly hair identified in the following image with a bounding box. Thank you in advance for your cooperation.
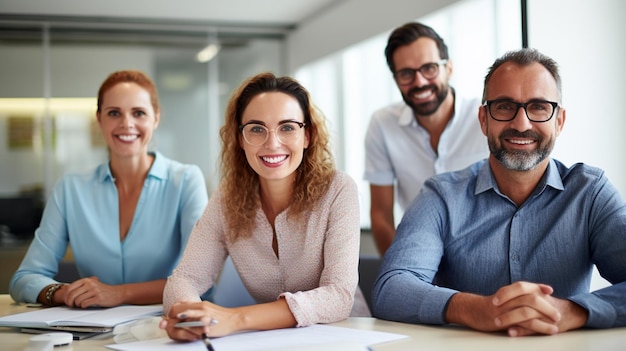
[219,72,335,241]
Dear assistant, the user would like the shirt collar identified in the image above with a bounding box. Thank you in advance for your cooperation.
[475,158,564,196]
[398,104,417,127]
[98,151,167,183]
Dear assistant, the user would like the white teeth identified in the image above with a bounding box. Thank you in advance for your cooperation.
[118,135,138,141]
[413,90,432,99]
[262,155,287,164]
[509,139,533,145]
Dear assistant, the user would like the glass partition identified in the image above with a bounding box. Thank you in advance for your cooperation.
[0,21,285,238]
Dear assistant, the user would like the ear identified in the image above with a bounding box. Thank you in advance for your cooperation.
[555,106,566,136]
[445,59,453,79]
[478,104,488,136]
[238,132,245,149]
[304,128,310,149]
[154,111,160,130]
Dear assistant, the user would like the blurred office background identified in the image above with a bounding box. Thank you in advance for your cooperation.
[0,0,623,292]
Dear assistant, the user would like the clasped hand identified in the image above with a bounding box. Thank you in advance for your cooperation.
[449,281,588,336]
[60,276,122,308]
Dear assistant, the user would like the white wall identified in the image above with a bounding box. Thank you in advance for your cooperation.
[529,0,625,290]
[529,0,626,198]
[530,0,625,291]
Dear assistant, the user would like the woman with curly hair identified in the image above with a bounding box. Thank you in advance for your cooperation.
[160,72,368,340]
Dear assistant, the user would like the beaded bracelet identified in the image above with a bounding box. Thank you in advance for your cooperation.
[45,283,66,306]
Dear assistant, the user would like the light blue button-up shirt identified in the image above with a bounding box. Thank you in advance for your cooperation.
[364,93,488,211]
[10,152,208,303]
[373,158,626,329]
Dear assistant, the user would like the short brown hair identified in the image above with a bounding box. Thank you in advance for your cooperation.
[97,70,159,113]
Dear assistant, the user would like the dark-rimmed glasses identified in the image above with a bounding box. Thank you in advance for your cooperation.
[239,120,306,146]
[485,99,559,122]
[393,60,448,85]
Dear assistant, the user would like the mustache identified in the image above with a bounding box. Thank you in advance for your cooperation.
[408,84,437,96]
[499,129,543,140]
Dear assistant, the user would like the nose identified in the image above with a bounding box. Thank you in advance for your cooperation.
[413,70,430,87]
[119,114,134,129]
[264,129,281,148]
[509,105,533,131]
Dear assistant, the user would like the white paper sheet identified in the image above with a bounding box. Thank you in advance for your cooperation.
[0,305,163,329]
[105,324,409,351]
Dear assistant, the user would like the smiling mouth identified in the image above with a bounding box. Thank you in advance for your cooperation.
[117,134,139,142]
[507,138,535,145]
[412,89,433,100]
[261,155,287,164]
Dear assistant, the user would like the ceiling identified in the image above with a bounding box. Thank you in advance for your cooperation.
[0,0,343,46]
[0,0,342,24]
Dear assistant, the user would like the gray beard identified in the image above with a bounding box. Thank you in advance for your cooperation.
[492,148,549,171]
[488,128,554,171]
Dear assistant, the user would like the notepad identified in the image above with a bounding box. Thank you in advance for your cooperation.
[0,305,162,330]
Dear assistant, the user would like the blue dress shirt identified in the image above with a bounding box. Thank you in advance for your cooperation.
[372,158,626,329]
[10,152,208,303]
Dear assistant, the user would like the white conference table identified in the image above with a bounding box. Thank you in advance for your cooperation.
[1,294,625,351]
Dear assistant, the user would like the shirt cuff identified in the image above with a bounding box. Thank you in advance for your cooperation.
[419,287,458,324]
[569,292,616,329]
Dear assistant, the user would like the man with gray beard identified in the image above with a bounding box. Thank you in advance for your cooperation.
[372,48,626,336]
[364,22,488,256]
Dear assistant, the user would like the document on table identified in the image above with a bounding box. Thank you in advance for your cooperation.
[105,324,409,351]
[0,305,162,330]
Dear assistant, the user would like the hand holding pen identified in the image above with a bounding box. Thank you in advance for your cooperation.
[174,320,218,351]
[159,301,224,345]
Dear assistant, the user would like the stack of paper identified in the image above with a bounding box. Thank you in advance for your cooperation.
[0,305,162,333]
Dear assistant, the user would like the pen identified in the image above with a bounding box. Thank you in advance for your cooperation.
[202,333,215,351]
[174,320,217,350]
[174,321,205,328]
[175,319,219,328]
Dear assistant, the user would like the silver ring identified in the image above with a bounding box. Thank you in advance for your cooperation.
[209,319,219,326]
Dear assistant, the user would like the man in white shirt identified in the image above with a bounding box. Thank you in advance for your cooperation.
[365,22,488,255]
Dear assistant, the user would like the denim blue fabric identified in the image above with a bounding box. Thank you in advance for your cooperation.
[10,152,209,303]
[372,158,626,329]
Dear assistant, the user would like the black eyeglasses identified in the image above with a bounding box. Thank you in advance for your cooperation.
[239,120,306,146]
[393,60,448,85]
[485,99,559,122]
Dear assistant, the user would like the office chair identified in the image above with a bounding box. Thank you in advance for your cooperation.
[358,254,382,312]
[212,256,256,307]
[55,261,80,283]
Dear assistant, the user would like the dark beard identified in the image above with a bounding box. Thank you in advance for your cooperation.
[402,84,449,116]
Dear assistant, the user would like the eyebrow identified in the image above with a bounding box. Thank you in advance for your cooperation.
[243,119,303,126]
[489,97,555,103]
[397,61,440,70]
[102,106,148,110]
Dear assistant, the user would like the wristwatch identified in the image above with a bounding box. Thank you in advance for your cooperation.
[45,283,66,306]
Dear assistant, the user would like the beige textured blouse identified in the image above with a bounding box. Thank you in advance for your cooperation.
[163,171,368,326]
